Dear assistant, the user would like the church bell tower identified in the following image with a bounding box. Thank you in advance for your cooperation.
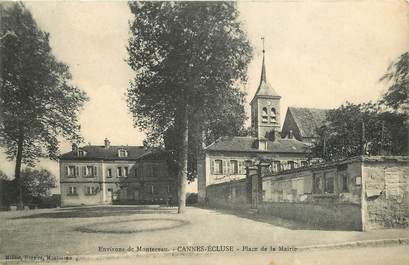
[250,38,281,141]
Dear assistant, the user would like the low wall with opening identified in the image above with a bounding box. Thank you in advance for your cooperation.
[260,159,363,230]
[206,156,409,231]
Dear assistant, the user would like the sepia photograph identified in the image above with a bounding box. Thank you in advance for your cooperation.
[0,1,408,264]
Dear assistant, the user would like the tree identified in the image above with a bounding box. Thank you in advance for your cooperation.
[313,102,392,161]
[21,168,56,202]
[380,52,409,155]
[127,2,252,213]
[1,168,56,207]
[313,51,409,160]
[380,52,409,113]
[0,3,88,209]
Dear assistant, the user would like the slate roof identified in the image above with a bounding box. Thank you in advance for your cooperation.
[288,107,329,138]
[205,136,308,153]
[59,145,153,160]
[251,52,280,103]
[255,81,280,98]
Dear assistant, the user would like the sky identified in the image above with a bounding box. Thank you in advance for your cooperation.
[1,0,408,192]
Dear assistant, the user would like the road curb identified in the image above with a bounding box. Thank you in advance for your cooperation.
[298,237,409,251]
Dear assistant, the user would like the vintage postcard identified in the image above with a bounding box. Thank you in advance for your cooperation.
[0,1,408,264]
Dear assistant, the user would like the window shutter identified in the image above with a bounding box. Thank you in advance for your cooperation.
[223,160,227,174]
[93,166,97,177]
[210,160,214,174]
[65,166,69,176]
[75,166,79,177]
[226,161,231,174]
[82,166,86,176]
[239,161,244,174]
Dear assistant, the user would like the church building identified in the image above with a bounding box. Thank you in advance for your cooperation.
[197,48,318,202]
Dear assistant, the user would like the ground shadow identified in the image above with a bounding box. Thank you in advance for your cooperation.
[11,206,178,219]
[197,206,359,231]
[75,218,190,234]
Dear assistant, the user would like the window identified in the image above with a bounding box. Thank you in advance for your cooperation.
[86,186,97,195]
[107,168,112,178]
[67,166,76,177]
[287,161,295,169]
[313,173,323,194]
[67,186,77,195]
[301,161,308,167]
[213,160,223,174]
[146,166,154,177]
[117,167,123,177]
[118,149,128,157]
[324,172,335,194]
[262,107,268,123]
[77,150,86,157]
[85,166,95,177]
[152,165,159,177]
[124,167,129,177]
[230,160,238,174]
[341,174,349,192]
[273,161,282,172]
[270,108,277,123]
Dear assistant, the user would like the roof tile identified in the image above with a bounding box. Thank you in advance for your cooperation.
[205,136,308,153]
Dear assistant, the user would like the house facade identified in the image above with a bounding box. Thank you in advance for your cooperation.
[118,150,177,205]
[59,139,177,207]
[198,49,314,202]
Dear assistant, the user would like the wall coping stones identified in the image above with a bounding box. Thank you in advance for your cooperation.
[260,156,409,180]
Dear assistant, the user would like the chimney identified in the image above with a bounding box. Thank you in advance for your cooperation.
[104,138,110,149]
[257,139,268,151]
[266,130,276,142]
[71,143,78,152]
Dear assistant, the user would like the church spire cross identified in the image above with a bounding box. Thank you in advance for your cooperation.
[260,36,267,83]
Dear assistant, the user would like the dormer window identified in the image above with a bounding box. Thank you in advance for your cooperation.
[262,107,268,123]
[77,150,86,157]
[270,108,276,123]
[118,149,128,158]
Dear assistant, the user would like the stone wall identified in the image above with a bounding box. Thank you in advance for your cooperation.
[259,160,363,230]
[263,160,362,205]
[205,156,409,231]
[259,202,362,230]
[206,179,249,210]
[361,157,409,230]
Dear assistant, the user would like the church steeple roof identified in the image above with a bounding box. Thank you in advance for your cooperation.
[251,41,280,102]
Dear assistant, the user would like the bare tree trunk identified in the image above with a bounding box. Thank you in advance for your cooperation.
[14,135,24,210]
[177,106,188,214]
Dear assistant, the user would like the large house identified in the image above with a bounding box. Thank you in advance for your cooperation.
[197,49,328,202]
[59,139,177,207]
